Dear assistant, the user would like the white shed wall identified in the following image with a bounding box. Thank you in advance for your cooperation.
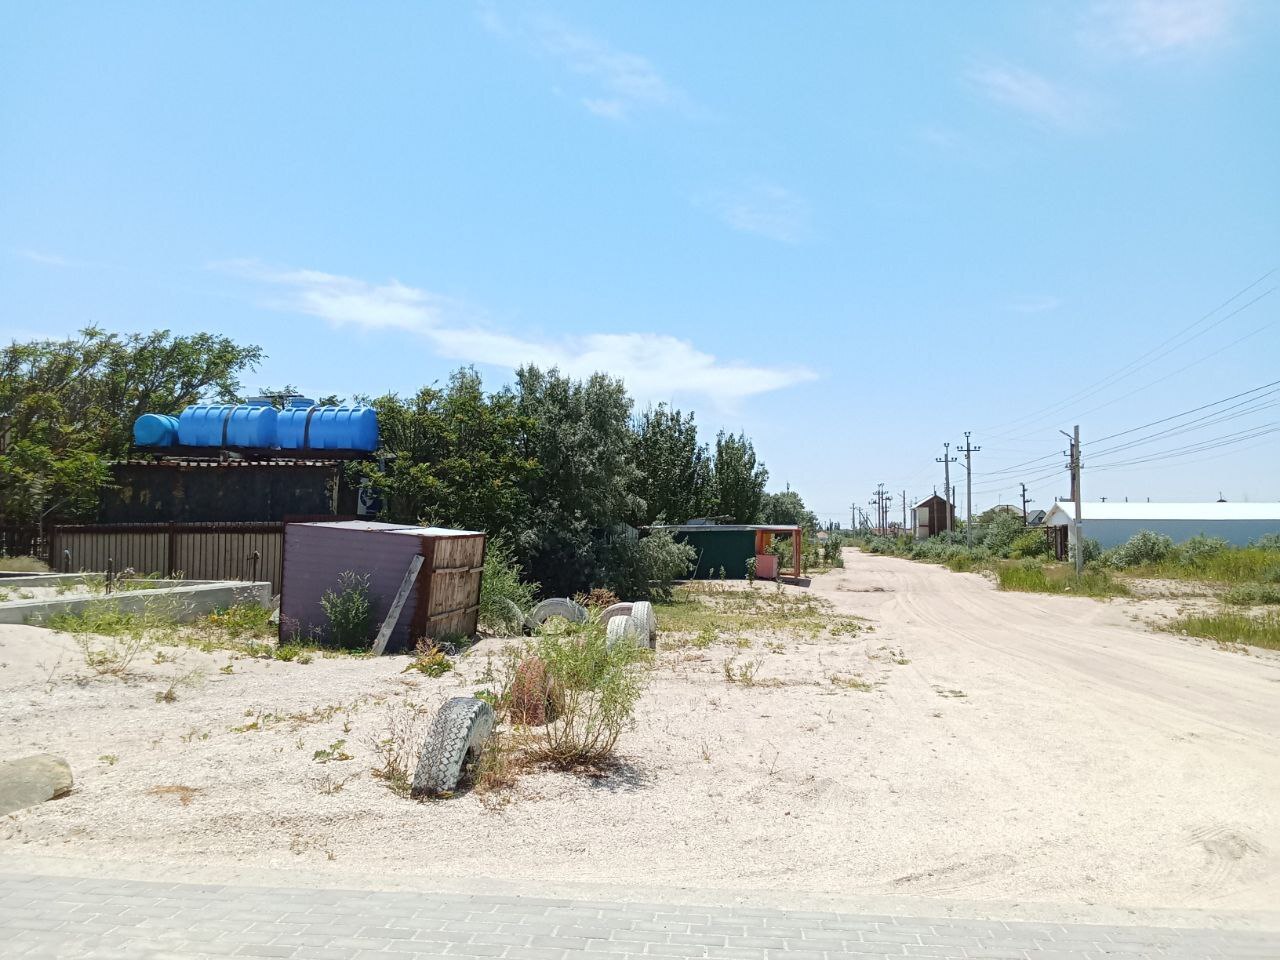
[1044,516,1280,549]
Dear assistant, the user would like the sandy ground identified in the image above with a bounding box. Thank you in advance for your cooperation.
[2,549,1278,912]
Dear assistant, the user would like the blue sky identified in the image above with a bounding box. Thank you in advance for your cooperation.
[2,1,1278,524]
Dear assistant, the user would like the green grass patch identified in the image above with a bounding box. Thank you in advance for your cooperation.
[654,584,864,642]
[1128,548,1280,585]
[995,561,1129,598]
[1162,610,1280,652]
[1222,583,1280,606]
[0,555,49,573]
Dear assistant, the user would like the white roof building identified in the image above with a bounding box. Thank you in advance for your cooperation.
[1042,501,1280,549]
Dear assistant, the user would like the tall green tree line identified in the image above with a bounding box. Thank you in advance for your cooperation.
[1,329,819,596]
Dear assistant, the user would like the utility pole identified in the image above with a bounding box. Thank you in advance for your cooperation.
[1020,482,1031,525]
[937,443,957,532]
[1060,425,1083,575]
[958,431,981,547]
[901,489,907,533]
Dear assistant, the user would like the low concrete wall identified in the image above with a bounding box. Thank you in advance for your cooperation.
[0,579,272,625]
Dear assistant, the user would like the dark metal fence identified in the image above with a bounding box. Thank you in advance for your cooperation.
[0,525,42,560]
[47,517,352,594]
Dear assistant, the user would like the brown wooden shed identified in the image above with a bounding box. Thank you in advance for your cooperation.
[280,520,485,652]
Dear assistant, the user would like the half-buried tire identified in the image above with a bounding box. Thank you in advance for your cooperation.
[605,615,640,649]
[528,597,588,628]
[411,697,495,798]
[629,600,657,650]
[599,602,634,627]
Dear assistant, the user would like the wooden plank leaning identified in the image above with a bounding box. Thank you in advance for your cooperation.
[370,554,424,656]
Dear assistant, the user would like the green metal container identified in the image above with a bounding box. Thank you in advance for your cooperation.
[673,529,757,579]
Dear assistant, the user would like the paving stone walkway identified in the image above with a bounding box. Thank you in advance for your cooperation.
[1,871,1277,960]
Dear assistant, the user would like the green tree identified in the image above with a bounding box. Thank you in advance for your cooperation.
[0,327,262,525]
[353,368,536,537]
[631,404,711,524]
[511,366,643,596]
[710,431,768,523]
[760,489,818,534]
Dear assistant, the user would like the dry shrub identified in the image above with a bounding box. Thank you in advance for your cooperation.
[525,619,651,768]
[147,785,201,806]
[574,588,620,610]
[368,700,434,797]
[507,654,560,725]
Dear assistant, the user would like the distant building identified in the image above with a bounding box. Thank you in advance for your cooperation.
[913,494,954,540]
[1025,509,1046,527]
[1042,501,1280,557]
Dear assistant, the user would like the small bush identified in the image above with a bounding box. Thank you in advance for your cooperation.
[320,571,375,649]
[205,604,273,639]
[527,619,651,766]
[403,641,453,677]
[479,538,539,631]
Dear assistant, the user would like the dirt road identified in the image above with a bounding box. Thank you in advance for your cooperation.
[806,549,1280,909]
[2,548,1277,914]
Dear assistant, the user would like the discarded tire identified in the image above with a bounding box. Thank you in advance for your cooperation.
[599,602,634,627]
[605,615,641,649]
[411,697,495,798]
[628,600,657,649]
[528,597,588,628]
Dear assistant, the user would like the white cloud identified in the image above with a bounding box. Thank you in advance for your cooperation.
[968,63,1089,131]
[710,181,810,244]
[481,8,684,120]
[1086,0,1234,56]
[15,249,68,266]
[219,261,816,408]
[1008,295,1063,314]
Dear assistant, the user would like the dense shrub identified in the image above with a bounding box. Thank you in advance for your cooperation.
[479,538,540,632]
[606,529,696,600]
[1252,533,1280,551]
[1009,529,1050,559]
[1177,534,1230,566]
[1069,536,1101,565]
[1105,530,1174,568]
[981,513,1026,557]
[319,571,375,649]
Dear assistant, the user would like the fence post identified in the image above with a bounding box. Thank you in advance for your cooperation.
[105,557,114,594]
[166,522,177,578]
[249,549,260,584]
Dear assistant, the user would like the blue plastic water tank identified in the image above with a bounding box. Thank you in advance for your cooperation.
[277,404,378,451]
[177,404,279,448]
[133,413,179,447]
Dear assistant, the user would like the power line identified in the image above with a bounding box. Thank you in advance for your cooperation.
[1086,377,1280,446]
[982,268,1278,438]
